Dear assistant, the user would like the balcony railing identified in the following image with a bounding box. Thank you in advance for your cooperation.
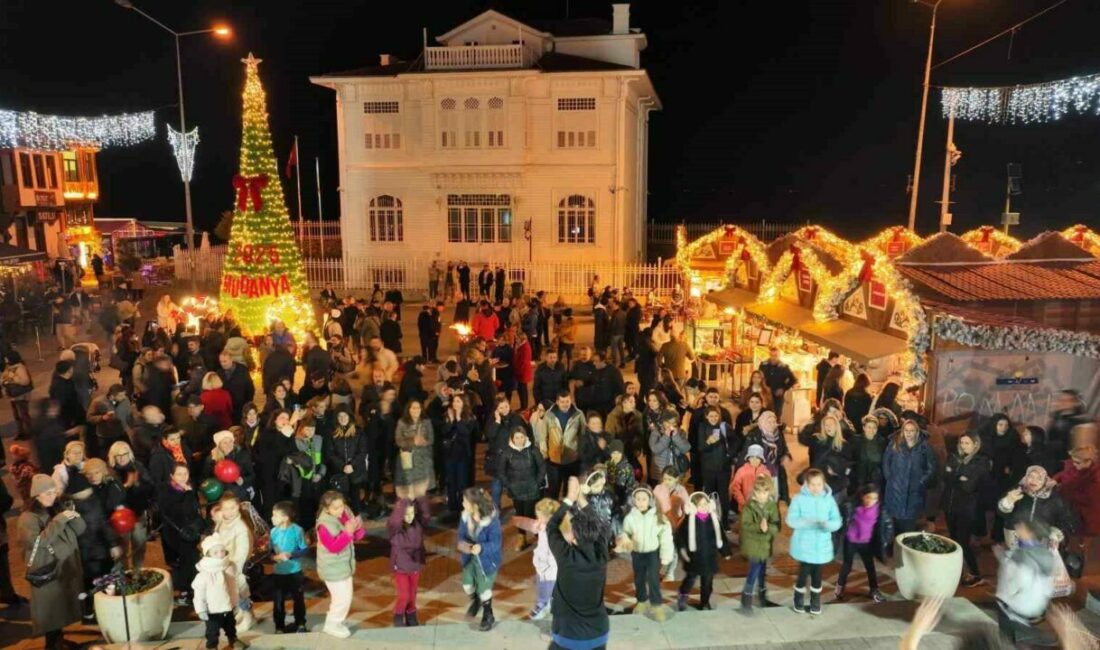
[424,44,524,70]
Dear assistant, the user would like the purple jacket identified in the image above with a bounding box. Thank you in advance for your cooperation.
[387,496,431,573]
[846,502,880,545]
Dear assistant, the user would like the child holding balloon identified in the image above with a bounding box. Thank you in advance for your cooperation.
[212,493,256,631]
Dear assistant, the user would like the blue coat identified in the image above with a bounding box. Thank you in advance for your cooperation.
[882,434,938,521]
[457,511,503,575]
[786,483,842,564]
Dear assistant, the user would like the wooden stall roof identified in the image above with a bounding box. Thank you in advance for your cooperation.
[896,261,1100,301]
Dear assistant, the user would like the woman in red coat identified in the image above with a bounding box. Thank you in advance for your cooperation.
[199,371,234,429]
[1054,444,1100,543]
[513,332,533,411]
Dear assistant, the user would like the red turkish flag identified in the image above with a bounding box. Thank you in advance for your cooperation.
[285,140,298,179]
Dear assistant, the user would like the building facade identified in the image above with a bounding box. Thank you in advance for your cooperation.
[311,4,660,266]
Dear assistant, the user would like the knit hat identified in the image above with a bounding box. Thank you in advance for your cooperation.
[608,439,625,455]
[212,430,235,448]
[745,444,765,460]
[8,444,29,460]
[29,474,57,498]
[200,534,227,557]
[82,458,108,476]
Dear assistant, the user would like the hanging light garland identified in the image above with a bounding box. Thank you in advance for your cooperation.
[860,226,924,256]
[1063,224,1100,256]
[167,125,200,182]
[675,224,770,288]
[959,226,1021,258]
[941,72,1100,124]
[0,109,155,150]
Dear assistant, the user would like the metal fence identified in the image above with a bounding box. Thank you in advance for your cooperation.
[175,245,684,301]
[646,220,802,245]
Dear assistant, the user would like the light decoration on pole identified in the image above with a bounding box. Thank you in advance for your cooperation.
[959,226,1021,258]
[0,109,155,149]
[1063,225,1100,256]
[941,72,1100,124]
[167,125,200,182]
[219,53,315,340]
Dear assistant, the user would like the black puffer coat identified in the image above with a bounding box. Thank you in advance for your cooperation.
[942,452,991,519]
[1000,487,1080,536]
[483,412,526,477]
[675,509,723,575]
[497,440,545,502]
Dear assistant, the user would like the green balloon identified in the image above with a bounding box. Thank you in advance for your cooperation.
[200,478,224,502]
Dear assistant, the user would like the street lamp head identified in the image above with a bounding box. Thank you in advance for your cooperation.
[213,25,231,38]
[115,0,134,8]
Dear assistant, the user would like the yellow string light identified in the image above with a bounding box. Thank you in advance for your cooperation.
[959,227,1022,258]
[859,226,923,256]
[1062,225,1100,256]
[219,53,316,341]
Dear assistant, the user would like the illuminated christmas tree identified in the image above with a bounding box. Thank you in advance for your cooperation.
[220,53,315,339]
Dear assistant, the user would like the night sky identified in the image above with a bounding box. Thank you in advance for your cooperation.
[2,0,1100,241]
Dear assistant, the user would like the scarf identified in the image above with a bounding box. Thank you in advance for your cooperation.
[162,438,186,465]
[687,506,723,552]
[1021,465,1056,499]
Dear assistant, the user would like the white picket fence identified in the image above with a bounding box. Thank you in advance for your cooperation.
[174,245,684,301]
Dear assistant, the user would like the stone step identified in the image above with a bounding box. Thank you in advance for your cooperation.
[103,597,993,649]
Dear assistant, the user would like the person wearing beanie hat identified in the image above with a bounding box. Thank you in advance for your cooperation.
[618,484,675,621]
[193,534,247,649]
[730,444,774,511]
[17,473,86,648]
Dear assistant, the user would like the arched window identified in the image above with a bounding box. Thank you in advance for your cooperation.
[557,195,595,244]
[440,98,457,147]
[368,195,403,242]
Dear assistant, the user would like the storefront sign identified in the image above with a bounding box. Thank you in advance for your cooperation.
[221,272,292,298]
[886,240,905,257]
[718,241,735,255]
[797,269,813,293]
[995,377,1039,386]
[34,191,56,206]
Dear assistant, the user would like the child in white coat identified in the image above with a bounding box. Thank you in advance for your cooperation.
[619,485,675,621]
[193,535,247,650]
[513,498,562,620]
[212,493,255,631]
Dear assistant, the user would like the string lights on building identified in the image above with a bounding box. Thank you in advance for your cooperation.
[167,125,200,182]
[0,109,155,150]
[941,72,1100,124]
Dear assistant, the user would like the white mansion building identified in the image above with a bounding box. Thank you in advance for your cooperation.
[311,4,660,265]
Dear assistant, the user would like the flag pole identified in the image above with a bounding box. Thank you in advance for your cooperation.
[294,136,304,239]
[315,156,325,259]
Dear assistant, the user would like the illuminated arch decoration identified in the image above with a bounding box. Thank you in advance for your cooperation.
[758,226,857,321]
[860,226,924,258]
[675,224,770,287]
[1063,225,1100,257]
[960,226,1022,258]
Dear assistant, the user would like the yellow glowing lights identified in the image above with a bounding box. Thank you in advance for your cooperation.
[959,227,1022,258]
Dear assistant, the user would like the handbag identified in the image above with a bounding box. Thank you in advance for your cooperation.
[25,534,59,588]
[1062,548,1084,580]
[670,445,691,476]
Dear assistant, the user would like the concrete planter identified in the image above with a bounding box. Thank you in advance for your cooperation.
[893,532,963,600]
[94,568,174,643]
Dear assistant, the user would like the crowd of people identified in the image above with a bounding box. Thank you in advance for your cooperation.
[1,273,1099,649]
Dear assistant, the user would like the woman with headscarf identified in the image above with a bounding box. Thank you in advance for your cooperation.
[741,411,793,503]
[942,432,991,587]
[998,464,1080,549]
[17,474,85,650]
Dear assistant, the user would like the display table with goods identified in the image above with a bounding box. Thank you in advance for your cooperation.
[94,568,174,643]
[893,532,962,600]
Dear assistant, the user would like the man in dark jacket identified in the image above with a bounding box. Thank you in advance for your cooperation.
[493,265,506,305]
[477,265,493,301]
[458,262,471,299]
[624,298,643,361]
[592,300,609,355]
[548,477,612,649]
[302,334,332,380]
[49,360,85,430]
[183,395,220,464]
[759,347,797,421]
[217,351,255,424]
[418,303,441,363]
[263,343,297,395]
[484,395,528,510]
[141,354,177,415]
[814,351,839,406]
[201,327,227,372]
[576,353,624,418]
[1046,389,1090,464]
[381,311,402,354]
[533,350,567,406]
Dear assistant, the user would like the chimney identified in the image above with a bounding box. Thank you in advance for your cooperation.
[379,53,393,65]
[612,3,630,35]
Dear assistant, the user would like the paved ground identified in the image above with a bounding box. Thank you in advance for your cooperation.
[0,281,1069,648]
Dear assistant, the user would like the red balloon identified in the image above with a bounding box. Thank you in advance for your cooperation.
[214,459,241,484]
[109,507,137,535]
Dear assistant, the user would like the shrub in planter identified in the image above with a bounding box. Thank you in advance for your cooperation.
[894,532,963,600]
[94,568,174,643]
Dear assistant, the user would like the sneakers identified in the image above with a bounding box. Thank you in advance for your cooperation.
[633,602,651,616]
[406,611,420,627]
[323,623,351,639]
[809,587,822,615]
[740,591,754,615]
[236,609,255,632]
[230,640,249,650]
[960,574,986,588]
[792,587,806,613]
[675,593,688,612]
[834,584,845,601]
[871,590,886,603]
[651,605,669,623]
[699,601,713,611]
[530,604,550,620]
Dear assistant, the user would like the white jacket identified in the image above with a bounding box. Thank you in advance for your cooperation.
[215,516,251,577]
[532,529,557,582]
[621,506,675,565]
[192,557,240,616]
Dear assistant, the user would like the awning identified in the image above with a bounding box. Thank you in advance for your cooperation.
[707,288,908,364]
[0,243,46,266]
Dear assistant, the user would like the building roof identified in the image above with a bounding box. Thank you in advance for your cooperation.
[316,50,634,78]
[921,300,1055,331]
[896,260,1100,301]
[896,232,993,265]
[765,233,844,274]
[528,17,614,37]
[0,243,46,265]
[1005,231,1096,262]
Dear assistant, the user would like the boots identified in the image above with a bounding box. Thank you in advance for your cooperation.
[792,587,806,613]
[758,586,776,608]
[479,600,495,631]
[466,594,482,618]
[394,613,406,627]
[740,591,753,615]
[809,587,822,615]
[676,593,688,612]
[406,610,420,627]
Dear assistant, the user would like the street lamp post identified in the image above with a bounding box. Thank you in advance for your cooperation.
[907,0,942,233]
[115,0,230,292]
